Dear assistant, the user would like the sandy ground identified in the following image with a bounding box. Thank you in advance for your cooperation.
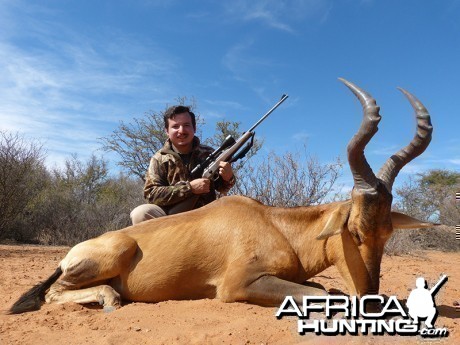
[0,245,458,345]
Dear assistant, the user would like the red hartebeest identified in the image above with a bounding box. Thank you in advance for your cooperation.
[8,78,436,314]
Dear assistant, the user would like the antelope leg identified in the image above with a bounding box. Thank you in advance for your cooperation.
[239,275,327,307]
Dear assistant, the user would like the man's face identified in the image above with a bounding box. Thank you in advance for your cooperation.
[165,112,196,153]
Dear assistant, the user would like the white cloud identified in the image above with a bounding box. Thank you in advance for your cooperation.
[222,40,257,81]
[425,157,460,166]
[397,156,460,175]
[292,131,310,142]
[448,159,460,165]
[0,3,180,168]
[204,99,245,110]
[223,0,333,33]
[371,144,401,156]
[222,40,281,99]
[201,99,247,121]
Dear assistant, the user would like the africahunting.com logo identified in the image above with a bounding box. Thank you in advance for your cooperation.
[276,275,449,338]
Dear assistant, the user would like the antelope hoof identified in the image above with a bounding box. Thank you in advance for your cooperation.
[103,305,117,313]
[97,285,121,309]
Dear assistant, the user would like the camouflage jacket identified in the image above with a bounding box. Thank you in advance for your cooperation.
[143,137,235,212]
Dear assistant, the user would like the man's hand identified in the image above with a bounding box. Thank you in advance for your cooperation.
[190,162,233,195]
[218,161,234,181]
[190,178,211,194]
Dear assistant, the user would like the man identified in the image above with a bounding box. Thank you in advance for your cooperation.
[130,105,235,225]
[406,277,437,328]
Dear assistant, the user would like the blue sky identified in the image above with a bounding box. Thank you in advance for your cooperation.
[1,0,459,192]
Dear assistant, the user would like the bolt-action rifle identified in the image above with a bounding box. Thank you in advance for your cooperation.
[168,94,289,215]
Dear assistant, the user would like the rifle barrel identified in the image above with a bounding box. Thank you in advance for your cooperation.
[248,94,288,132]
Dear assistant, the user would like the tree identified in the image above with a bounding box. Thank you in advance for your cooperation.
[32,154,143,245]
[100,97,203,180]
[395,169,459,225]
[99,113,168,181]
[386,169,459,255]
[0,131,48,241]
[235,148,343,207]
[55,153,109,206]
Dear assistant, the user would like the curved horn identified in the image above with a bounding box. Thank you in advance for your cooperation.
[339,78,381,191]
[377,88,433,192]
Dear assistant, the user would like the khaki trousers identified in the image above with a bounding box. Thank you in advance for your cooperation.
[130,204,167,225]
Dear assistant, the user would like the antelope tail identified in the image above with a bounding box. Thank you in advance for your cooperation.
[7,266,62,314]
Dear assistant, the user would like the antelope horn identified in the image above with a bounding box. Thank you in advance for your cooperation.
[377,88,433,192]
[339,78,381,191]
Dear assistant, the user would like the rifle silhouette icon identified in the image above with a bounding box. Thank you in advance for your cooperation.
[430,274,448,295]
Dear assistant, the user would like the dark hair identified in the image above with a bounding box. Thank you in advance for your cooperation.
[163,105,196,130]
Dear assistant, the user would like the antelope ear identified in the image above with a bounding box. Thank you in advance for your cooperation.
[391,211,440,229]
[317,201,351,240]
